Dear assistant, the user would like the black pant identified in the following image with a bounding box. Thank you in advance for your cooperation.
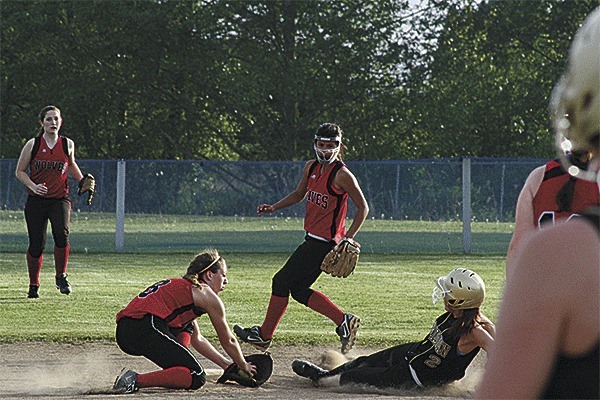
[271,235,334,304]
[24,195,71,257]
[329,342,418,389]
[115,315,206,389]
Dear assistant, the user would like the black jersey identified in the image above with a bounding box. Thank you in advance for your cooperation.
[407,312,480,387]
[541,207,599,399]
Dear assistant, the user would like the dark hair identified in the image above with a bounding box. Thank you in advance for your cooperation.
[316,123,343,139]
[555,151,589,212]
[183,248,225,286]
[315,123,347,160]
[448,308,485,340]
[37,105,61,137]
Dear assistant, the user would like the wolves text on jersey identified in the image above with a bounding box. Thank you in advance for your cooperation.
[34,160,67,174]
[307,190,329,209]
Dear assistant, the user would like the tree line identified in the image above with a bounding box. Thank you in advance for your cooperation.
[1,0,596,161]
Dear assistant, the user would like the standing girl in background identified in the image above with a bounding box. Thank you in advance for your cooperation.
[15,105,88,298]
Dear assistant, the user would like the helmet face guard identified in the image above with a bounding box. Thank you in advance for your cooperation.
[314,135,341,164]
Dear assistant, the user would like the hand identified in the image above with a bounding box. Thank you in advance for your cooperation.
[241,361,257,376]
[32,183,48,196]
[341,237,360,248]
[257,204,274,215]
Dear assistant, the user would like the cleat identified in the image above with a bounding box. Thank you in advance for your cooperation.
[27,285,39,299]
[113,368,139,394]
[234,324,272,351]
[336,313,360,354]
[292,360,328,382]
[55,273,72,295]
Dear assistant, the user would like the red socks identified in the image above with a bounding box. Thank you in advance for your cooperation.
[177,331,192,348]
[260,295,289,339]
[307,290,345,326]
[136,366,192,389]
[26,252,43,286]
[54,244,69,276]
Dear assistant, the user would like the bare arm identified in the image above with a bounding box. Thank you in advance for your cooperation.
[505,166,544,280]
[66,138,84,181]
[469,321,495,353]
[475,224,578,399]
[15,139,49,196]
[189,320,230,369]
[334,167,369,239]
[257,161,312,214]
[193,287,256,375]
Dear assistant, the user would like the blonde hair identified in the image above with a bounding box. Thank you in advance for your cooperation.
[183,248,224,286]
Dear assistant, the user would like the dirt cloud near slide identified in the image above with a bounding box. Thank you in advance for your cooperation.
[0,342,484,399]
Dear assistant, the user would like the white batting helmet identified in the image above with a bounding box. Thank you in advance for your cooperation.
[432,268,486,310]
[551,7,600,181]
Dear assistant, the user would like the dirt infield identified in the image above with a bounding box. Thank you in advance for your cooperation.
[0,342,484,399]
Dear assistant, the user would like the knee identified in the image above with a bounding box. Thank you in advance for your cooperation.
[54,234,69,248]
[27,248,43,259]
[189,370,206,389]
[290,287,312,305]
[271,274,290,297]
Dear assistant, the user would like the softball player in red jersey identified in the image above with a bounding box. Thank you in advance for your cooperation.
[15,105,85,298]
[506,155,599,279]
[113,249,256,393]
[293,269,495,390]
[234,123,369,354]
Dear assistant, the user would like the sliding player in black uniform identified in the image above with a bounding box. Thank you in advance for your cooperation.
[292,268,494,390]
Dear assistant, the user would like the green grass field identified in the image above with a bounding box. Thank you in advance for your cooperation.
[0,211,515,254]
[0,252,506,347]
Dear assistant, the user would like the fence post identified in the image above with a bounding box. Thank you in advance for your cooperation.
[462,157,472,253]
[115,160,126,253]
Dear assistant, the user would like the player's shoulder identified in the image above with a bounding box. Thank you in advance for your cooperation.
[23,137,36,148]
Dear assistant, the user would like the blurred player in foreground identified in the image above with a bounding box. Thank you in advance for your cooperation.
[112,249,256,393]
[475,7,600,399]
[293,268,495,390]
[234,123,369,354]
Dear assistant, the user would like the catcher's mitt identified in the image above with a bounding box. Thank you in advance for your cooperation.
[321,238,360,278]
[217,353,273,387]
[77,173,95,205]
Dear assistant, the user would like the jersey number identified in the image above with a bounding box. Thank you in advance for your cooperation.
[138,279,171,298]
[538,211,581,228]
[424,354,442,369]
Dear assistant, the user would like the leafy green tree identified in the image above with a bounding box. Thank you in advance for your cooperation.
[404,0,597,158]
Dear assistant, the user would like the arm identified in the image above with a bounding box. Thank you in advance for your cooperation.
[469,320,495,353]
[189,320,231,369]
[334,167,369,239]
[475,226,571,399]
[257,161,312,214]
[15,139,48,196]
[66,138,84,181]
[194,287,256,375]
[505,166,544,280]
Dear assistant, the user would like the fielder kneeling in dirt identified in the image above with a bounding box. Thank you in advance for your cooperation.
[112,248,272,393]
[293,268,495,390]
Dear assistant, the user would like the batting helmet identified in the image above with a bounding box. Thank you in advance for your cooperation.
[551,7,600,181]
[432,268,485,310]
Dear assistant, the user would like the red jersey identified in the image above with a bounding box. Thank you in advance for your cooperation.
[532,159,600,228]
[116,278,206,329]
[304,160,348,243]
[28,136,70,198]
